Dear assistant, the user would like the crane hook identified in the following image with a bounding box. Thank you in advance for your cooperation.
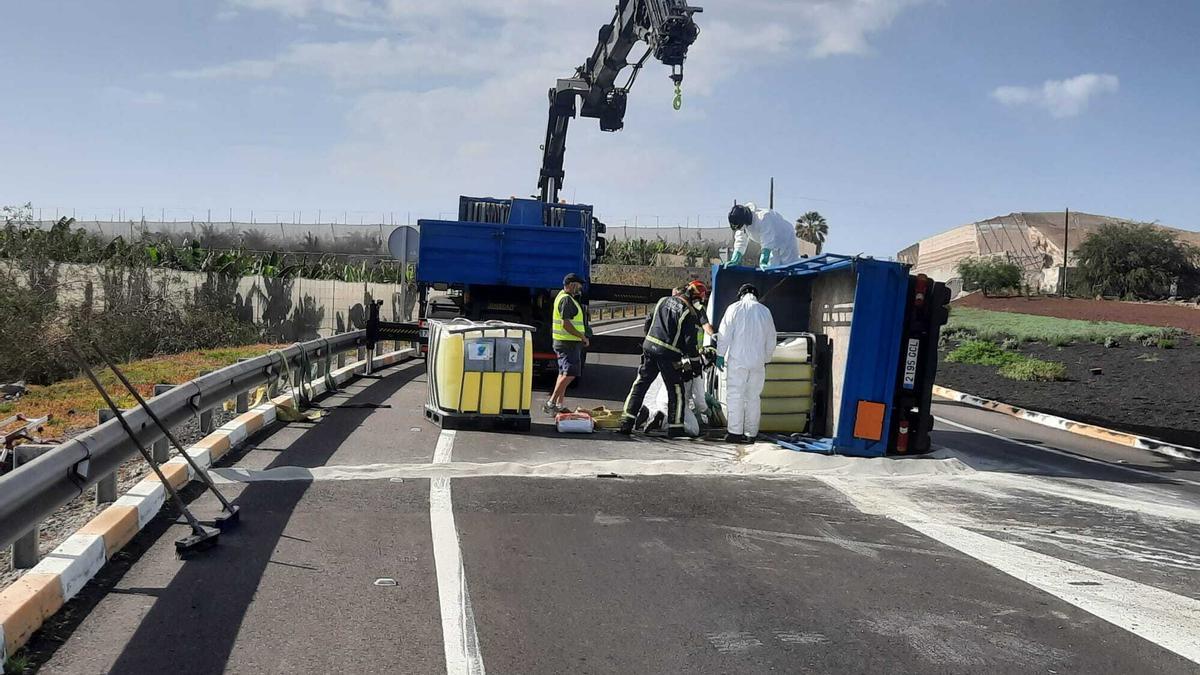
[673,83,683,111]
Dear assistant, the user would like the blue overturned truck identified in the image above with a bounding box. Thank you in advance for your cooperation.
[372,195,951,457]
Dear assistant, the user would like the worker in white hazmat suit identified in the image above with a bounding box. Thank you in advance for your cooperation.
[715,283,778,443]
[640,372,708,437]
[725,202,802,269]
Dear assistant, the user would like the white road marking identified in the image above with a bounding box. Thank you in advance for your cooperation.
[429,430,485,675]
[706,631,763,653]
[209,451,969,483]
[820,476,1200,665]
[595,322,642,335]
[935,415,1200,489]
[434,429,457,464]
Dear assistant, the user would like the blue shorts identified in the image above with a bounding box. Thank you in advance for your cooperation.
[554,342,583,377]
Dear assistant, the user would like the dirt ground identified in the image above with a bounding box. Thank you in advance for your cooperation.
[954,294,1200,334]
[937,336,1200,449]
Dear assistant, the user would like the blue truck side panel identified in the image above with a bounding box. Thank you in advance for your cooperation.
[833,259,909,457]
[416,219,589,289]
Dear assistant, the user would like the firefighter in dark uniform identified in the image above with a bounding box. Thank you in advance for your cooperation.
[618,280,709,438]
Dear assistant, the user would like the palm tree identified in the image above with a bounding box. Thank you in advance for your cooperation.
[795,211,828,254]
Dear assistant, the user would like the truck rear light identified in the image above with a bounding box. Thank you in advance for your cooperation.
[533,351,557,361]
[896,420,911,453]
[914,274,929,308]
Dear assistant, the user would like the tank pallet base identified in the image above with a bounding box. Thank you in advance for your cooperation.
[425,406,532,432]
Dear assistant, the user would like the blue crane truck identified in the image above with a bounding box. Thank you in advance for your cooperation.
[409,195,654,377]
[371,0,705,374]
[366,0,952,455]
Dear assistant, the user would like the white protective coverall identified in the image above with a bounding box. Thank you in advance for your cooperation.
[733,202,802,268]
[643,374,708,437]
[716,293,778,437]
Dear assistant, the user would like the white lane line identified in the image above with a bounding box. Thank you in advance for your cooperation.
[434,429,457,464]
[429,430,485,675]
[820,476,1200,665]
[595,322,642,335]
[935,415,1200,489]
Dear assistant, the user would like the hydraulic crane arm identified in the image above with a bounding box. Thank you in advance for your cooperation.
[538,0,702,203]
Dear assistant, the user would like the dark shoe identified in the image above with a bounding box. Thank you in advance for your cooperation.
[667,427,686,439]
[634,407,649,429]
[542,400,559,416]
[724,433,748,444]
[617,419,635,436]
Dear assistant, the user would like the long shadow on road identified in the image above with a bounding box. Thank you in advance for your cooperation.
[102,364,422,674]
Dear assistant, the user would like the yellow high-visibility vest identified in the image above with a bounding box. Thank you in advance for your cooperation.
[552,290,583,343]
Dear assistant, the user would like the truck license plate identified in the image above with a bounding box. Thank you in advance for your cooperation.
[902,338,920,389]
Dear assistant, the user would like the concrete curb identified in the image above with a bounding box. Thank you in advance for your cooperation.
[0,349,413,664]
[932,384,1200,464]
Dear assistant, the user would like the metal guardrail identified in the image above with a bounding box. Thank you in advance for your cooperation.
[588,303,648,322]
[0,331,370,555]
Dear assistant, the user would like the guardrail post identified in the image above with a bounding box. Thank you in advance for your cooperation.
[10,444,55,569]
[96,409,120,504]
[235,359,250,413]
[12,527,39,569]
[151,384,174,463]
[337,348,346,369]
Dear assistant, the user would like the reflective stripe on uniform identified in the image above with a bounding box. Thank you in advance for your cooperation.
[645,335,682,354]
[645,296,691,354]
[552,290,583,342]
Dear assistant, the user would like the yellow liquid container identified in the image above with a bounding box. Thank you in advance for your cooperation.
[426,319,533,430]
[759,336,815,434]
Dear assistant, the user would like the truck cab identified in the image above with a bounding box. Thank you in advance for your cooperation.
[415,196,604,377]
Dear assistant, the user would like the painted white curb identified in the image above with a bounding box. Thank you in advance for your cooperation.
[933,384,1200,463]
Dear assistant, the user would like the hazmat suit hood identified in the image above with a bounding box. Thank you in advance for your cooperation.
[731,203,802,268]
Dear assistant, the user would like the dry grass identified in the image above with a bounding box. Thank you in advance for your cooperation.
[0,343,285,438]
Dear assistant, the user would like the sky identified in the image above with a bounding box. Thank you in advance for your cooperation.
[1,0,1198,256]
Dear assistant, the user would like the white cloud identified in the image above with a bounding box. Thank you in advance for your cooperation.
[226,0,376,19]
[733,0,928,58]
[101,87,194,110]
[991,73,1120,118]
[199,0,926,208]
[173,37,500,84]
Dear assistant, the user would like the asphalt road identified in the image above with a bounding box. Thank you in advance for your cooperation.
[27,320,1200,674]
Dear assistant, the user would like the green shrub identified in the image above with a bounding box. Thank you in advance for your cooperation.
[1103,336,1120,348]
[1157,338,1176,349]
[956,257,1023,296]
[1000,337,1020,351]
[1048,335,1072,347]
[1074,222,1199,300]
[946,340,1023,367]
[998,358,1069,382]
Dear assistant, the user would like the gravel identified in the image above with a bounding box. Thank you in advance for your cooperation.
[0,408,238,589]
[937,336,1200,448]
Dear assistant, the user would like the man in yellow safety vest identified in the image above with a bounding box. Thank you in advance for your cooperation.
[544,273,590,415]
